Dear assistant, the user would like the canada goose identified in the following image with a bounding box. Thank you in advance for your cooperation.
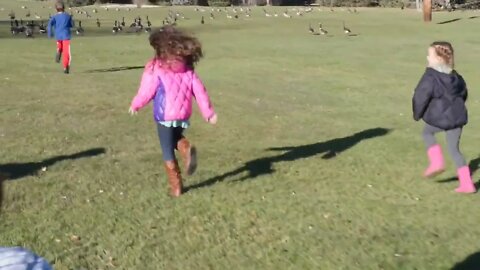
[21,6,27,9]
[10,20,19,35]
[76,21,84,35]
[96,18,101,28]
[25,25,33,37]
[93,8,98,13]
[39,21,47,33]
[226,13,233,19]
[318,23,328,35]
[8,10,15,20]
[35,13,41,19]
[308,23,317,35]
[343,21,351,34]
[147,16,151,27]
[130,18,137,28]
[112,20,120,33]
[121,17,126,27]
[25,10,30,17]
[201,16,204,24]
[210,13,214,19]
[116,8,120,11]
[283,10,291,18]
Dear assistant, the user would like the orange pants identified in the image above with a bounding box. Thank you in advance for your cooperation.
[56,40,71,69]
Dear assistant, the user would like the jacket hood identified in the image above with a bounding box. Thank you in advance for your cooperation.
[149,58,188,73]
[426,67,466,99]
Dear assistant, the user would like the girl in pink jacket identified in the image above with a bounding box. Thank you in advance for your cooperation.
[129,26,217,197]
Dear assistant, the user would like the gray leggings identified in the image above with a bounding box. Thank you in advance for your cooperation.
[422,123,466,168]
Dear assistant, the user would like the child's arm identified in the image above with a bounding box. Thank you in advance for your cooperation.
[47,17,55,38]
[412,72,433,121]
[191,72,216,122]
[130,63,159,112]
[68,15,74,29]
[461,77,468,101]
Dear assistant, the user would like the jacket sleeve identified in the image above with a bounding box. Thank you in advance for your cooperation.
[412,72,433,121]
[68,16,73,28]
[462,79,468,102]
[130,63,159,111]
[47,17,55,38]
[191,72,215,121]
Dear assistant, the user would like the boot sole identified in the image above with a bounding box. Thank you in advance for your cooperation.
[187,146,197,176]
[455,188,476,194]
[424,169,445,178]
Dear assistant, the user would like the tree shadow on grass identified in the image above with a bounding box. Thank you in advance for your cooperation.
[0,148,106,181]
[437,156,480,187]
[437,18,462,24]
[84,66,144,73]
[185,128,392,192]
[451,252,480,270]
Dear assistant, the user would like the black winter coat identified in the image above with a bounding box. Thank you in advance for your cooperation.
[412,67,468,130]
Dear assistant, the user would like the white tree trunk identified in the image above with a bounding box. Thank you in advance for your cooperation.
[416,0,422,11]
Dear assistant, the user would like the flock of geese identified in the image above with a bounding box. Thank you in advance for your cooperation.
[3,4,358,38]
[193,6,357,36]
[308,21,355,36]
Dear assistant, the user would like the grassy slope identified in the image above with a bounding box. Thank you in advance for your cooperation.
[1,1,480,269]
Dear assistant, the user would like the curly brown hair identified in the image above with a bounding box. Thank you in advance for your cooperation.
[430,41,454,68]
[149,26,203,69]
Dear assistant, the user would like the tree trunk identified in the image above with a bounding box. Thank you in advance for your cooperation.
[423,0,432,22]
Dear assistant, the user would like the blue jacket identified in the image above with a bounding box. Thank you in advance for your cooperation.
[48,12,73,40]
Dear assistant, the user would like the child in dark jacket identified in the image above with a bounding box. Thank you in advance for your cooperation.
[48,1,73,74]
[413,41,476,193]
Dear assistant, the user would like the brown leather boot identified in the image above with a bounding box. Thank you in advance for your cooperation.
[164,160,183,197]
[177,138,197,176]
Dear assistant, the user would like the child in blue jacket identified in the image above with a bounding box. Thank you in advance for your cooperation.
[48,1,73,74]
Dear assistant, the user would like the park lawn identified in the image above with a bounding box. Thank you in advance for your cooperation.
[1,1,480,269]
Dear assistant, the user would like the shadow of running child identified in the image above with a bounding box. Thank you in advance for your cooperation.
[186,127,391,191]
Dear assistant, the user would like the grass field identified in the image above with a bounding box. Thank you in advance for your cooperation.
[2,1,480,269]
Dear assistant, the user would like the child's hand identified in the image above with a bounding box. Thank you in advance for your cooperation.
[208,114,218,125]
[128,107,137,116]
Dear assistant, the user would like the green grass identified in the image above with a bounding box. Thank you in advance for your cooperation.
[2,1,480,269]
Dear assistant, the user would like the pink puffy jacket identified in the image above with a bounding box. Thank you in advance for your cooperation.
[130,59,215,122]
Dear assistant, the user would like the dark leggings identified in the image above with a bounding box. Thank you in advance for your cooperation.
[157,124,185,161]
[422,123,466,168]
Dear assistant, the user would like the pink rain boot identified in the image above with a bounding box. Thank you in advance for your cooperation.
[423,144,445,178]
[455,166,476,193]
